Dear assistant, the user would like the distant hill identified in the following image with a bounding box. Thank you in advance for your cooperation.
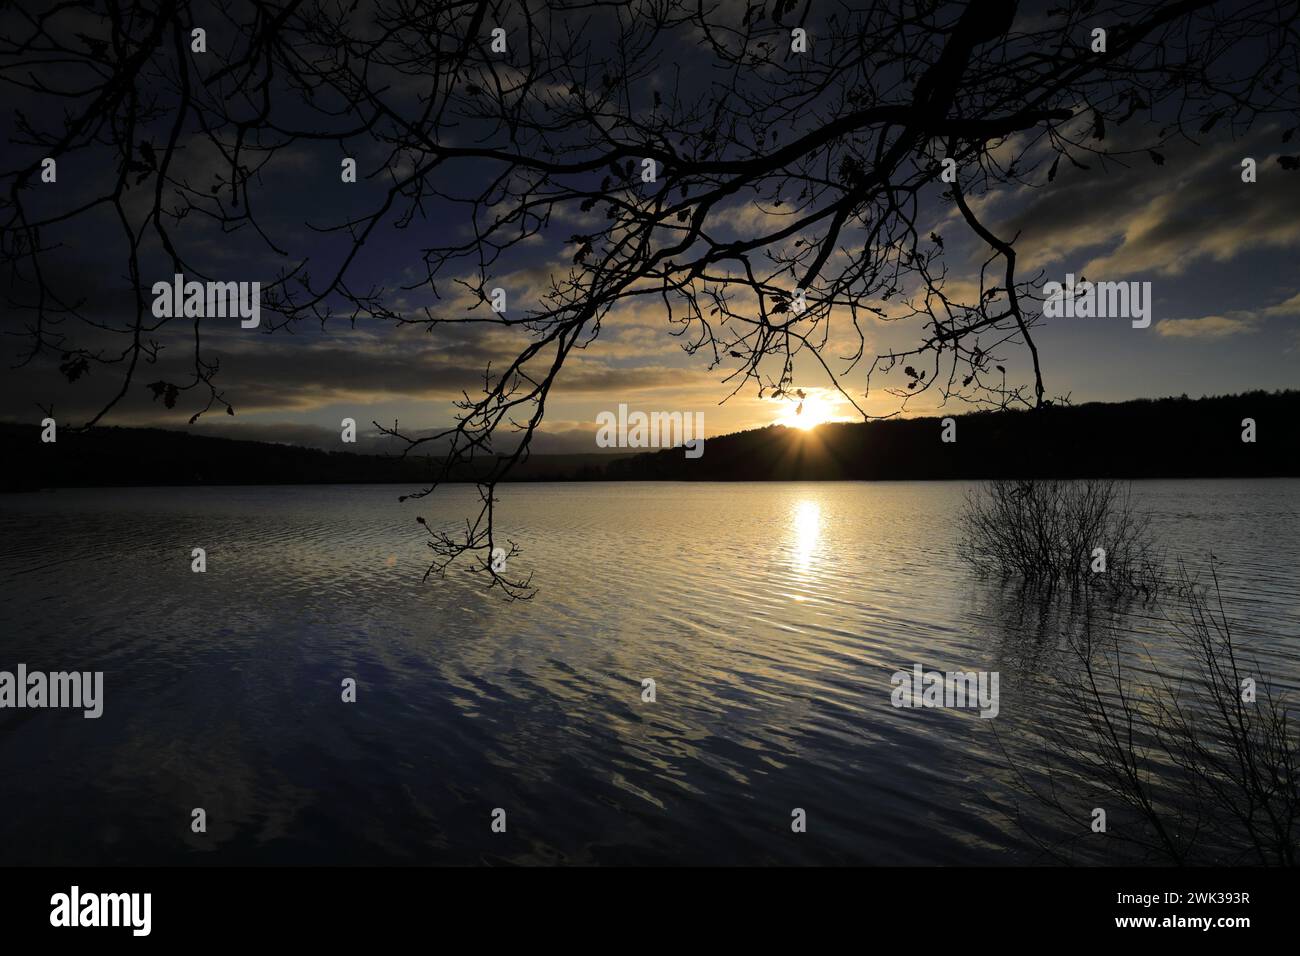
[0,424,625,491]
[2,391,1296,490]
[605,391,1300,481]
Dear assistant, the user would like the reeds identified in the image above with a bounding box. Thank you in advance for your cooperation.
[960,478,1162,597]
[1008,564,1298,865]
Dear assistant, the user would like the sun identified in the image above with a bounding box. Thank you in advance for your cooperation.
[774,391,841,430]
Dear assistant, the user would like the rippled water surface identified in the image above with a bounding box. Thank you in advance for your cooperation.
[1,480,1297,864]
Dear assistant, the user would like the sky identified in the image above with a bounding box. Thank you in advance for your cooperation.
[2,1,1297,455]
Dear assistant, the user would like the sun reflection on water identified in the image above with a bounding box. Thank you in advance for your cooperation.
[791,499,822,573]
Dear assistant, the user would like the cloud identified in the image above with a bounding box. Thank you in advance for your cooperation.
[996,130,1300,279]
[1155,290,1300,339]
[1262,291,1300,317]
[1155,314,1257,339]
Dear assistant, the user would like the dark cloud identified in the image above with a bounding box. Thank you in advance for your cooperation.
[995,127,1300,277]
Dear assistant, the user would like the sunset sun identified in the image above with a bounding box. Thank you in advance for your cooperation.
[774,391,844,431]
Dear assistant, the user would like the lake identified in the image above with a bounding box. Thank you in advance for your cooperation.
[1,480,1297,864]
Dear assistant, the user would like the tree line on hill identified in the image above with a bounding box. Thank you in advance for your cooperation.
[2,391,1296,490]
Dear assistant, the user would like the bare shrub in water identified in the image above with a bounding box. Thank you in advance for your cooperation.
[1007,565,1299,865]
[960,479,1161,596]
